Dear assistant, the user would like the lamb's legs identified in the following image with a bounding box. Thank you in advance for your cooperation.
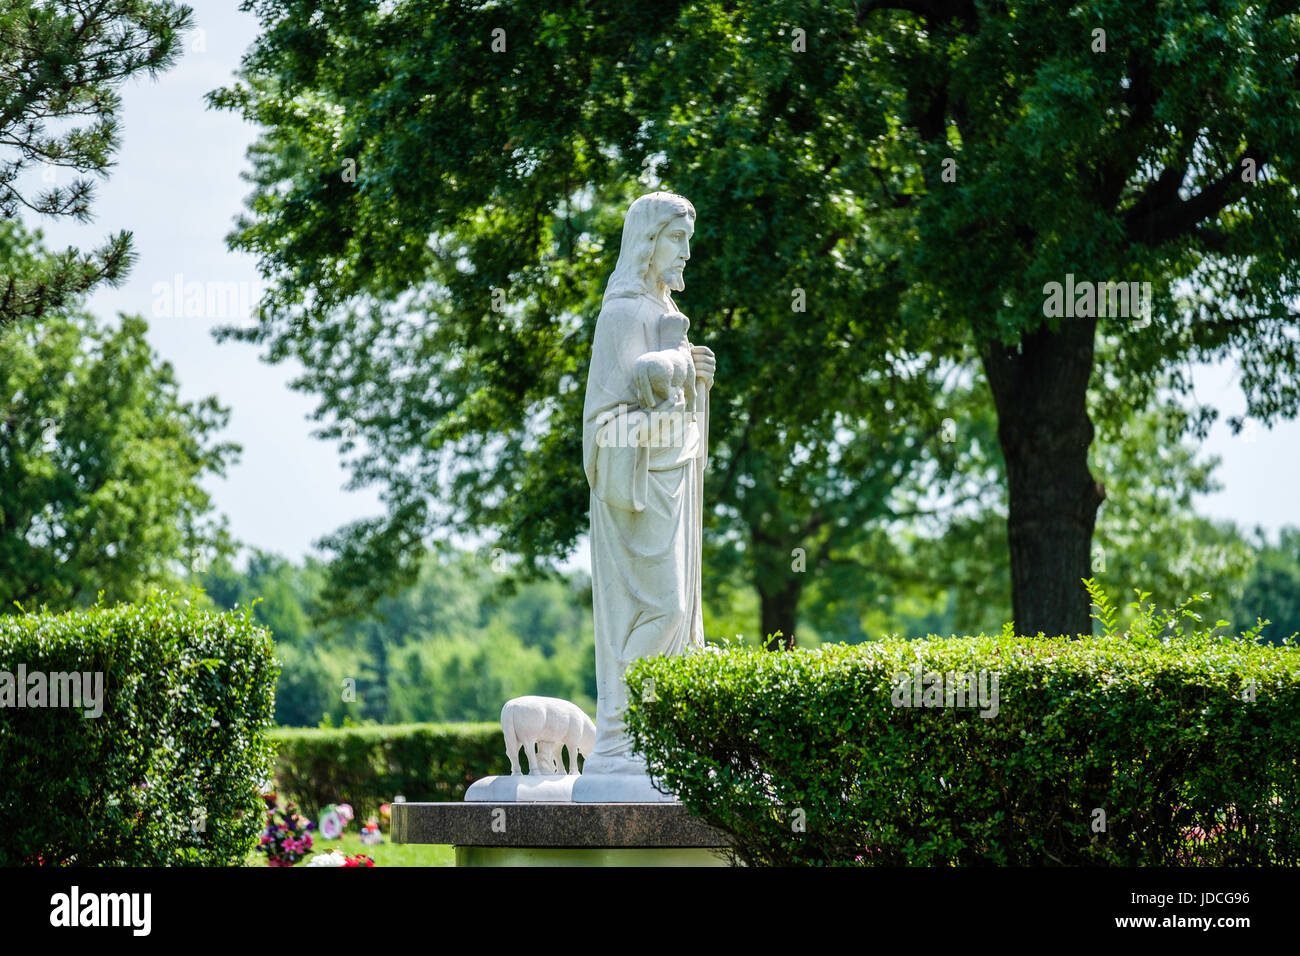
[526,739,541,775]
[541,741,562,774]
[551,742,564,774]
[505,726,522,775]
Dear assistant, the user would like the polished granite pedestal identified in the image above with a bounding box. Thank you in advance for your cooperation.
[390,800,730,867]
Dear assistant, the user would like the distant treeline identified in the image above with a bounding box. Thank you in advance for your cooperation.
[201,527,1300,729]
[198,549,595,727]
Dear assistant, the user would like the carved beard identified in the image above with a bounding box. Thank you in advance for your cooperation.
[658,267,685,293]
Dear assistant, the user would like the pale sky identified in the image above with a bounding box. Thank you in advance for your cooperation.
[30,0,1300,563]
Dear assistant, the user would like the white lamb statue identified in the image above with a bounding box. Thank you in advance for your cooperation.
[501,696,596,776]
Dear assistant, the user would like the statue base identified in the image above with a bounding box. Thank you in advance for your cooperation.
[391,801,729,867]
[453,845,725,866]
[464,772,677,803]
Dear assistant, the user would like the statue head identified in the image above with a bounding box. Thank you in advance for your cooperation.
[603,191,696,305]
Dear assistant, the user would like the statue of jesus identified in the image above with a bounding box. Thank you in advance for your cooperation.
[581,192,715,777]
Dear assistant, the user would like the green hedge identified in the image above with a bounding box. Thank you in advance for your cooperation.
[625,631,1300,866]
[0,595,278,866]
[271,722,504,818]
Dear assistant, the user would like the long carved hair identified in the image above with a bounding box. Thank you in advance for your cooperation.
[602,192,696,306]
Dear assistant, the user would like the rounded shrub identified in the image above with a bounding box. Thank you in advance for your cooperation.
[0,594,278,865]
[626,626,1300,866]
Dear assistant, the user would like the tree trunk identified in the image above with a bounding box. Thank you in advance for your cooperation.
[759,575,803,650]
[981,319,1106,638]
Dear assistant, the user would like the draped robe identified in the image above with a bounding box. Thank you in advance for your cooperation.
[581,290,707,771]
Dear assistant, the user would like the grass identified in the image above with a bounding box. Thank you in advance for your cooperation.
[244,830,455,867]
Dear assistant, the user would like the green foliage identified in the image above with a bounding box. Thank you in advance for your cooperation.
[1090,577,1270,646]
[626,628,1300,866]
[270,722,504,819]
[854,398,1256,640]
[208,0,1300,639]
[193,550,346,726]
[1086,399,1256,630]
[270,640,357,728]
[200,547,595,726]
[0,593,278,866]
[0,2,194,326]
[1233,528,1300,644]
[0,309,238,610]
[206,0,1007,638]
[1083,577,1119,637]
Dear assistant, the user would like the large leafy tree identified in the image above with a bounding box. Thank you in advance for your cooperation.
[214,0,1300,639]
[0,298,237,608]
[889,0,1300,636]
[210,0,983,643]
[804,382,1256,641]
[0,0,194,327]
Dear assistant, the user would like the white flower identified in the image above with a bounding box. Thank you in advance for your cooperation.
[305,850,348,867]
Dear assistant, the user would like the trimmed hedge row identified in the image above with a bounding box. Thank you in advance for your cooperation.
[271,722,504,818]
[625,631,1300,866]
[0,595,278,866]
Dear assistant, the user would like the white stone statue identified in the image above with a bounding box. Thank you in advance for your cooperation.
[581,191,715,777]
[501,696,596,776]
[464,192,714,804]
